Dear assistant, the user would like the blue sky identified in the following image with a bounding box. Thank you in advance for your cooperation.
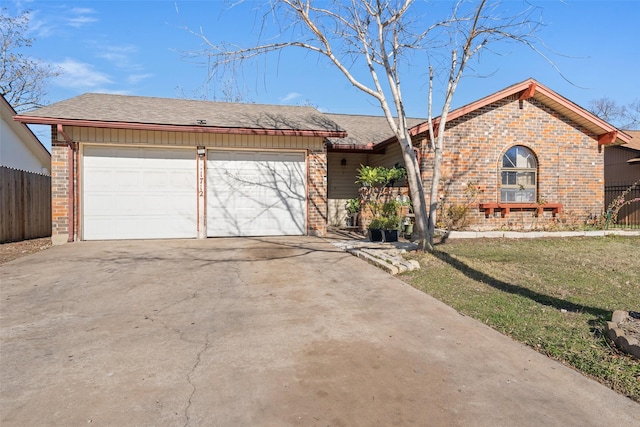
[5,0,640,147]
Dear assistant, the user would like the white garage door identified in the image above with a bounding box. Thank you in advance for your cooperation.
[207,150,306,237]
[83,146,197,240]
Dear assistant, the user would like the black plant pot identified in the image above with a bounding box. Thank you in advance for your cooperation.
[368,228,383,242]
[383,229,399,242]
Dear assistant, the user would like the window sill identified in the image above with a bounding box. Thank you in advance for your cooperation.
[478,202,563,218]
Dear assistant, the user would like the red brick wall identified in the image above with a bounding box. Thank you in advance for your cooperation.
[50,126,72,242]
[307,148,327,236]
[418,95,604,229]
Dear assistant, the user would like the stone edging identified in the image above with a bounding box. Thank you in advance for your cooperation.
[605,310,640,359]
[330,241,420,275]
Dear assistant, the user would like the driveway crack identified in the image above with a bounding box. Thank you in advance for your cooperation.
[183,334,210,427]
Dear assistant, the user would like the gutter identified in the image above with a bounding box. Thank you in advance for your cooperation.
[14,116,347,139]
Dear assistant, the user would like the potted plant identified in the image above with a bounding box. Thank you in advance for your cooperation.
[382,215,401,242]
[345,198,360,227]
[354,165,411,242]
[367,218,384,242]
[403,216,414,239]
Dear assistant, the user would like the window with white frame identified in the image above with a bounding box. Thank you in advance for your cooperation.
[500,146,537,203]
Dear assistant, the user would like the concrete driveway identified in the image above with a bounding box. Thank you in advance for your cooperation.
[1,237,639,426]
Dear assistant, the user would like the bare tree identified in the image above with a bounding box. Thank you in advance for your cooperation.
[627,100,640,130]
[0,8,60,111]
[187,0,542,250]
[588,97,640,130]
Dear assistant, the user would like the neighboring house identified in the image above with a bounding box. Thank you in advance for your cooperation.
[1,94,52,243]
[14,78,629,243]
[604,130,640,226]
[1,95,50,175]
[605,130,640,184]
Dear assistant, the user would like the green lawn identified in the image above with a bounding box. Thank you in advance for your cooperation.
[403,235,640,401]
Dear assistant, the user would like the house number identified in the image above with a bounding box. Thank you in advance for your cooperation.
[198,163,205,197]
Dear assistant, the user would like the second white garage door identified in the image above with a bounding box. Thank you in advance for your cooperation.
[207,150,306,237]
[83,146,197,240]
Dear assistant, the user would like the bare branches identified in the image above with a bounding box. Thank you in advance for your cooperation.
[181,0,547,250]
[589,97,640,130]
[0,8,60,111]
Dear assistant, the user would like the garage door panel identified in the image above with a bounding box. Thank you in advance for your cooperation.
[118,195,144,212]
[84,194,114,212]
[117,171,143,189]
[83,146,197,240]
[207,150,306,237]
[144,171,169,187]
[84,170,114,191]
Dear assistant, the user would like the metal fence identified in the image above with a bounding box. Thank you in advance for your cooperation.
[0,166,52,243]
[604,183,640,229]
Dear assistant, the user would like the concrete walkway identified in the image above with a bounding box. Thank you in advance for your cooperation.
[1,237,639,426]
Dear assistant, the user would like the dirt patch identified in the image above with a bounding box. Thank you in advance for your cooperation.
[0,238,52,265]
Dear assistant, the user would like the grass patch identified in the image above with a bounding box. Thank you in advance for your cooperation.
[403,235,640,401]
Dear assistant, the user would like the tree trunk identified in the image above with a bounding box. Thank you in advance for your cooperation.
[427,144,443,249]
[398,136,429,251]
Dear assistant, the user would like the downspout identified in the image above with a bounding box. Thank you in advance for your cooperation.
[57,124,75,242]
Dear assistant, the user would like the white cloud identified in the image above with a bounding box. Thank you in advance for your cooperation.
[24,10,56,38]
[65,7,97,28]
[90,88,131,96]
[70,7,95,15]
[54,59,112,90]
[280,92,302,103]
[20,5,97,38]
[96,44,140,69]
[127,73,153,85]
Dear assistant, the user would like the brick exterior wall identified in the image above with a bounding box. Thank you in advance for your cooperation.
[418,95,604,230]
[50,126,72,242]
[307,148,327,236]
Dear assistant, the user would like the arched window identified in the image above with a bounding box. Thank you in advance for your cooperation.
[500,146,537,203]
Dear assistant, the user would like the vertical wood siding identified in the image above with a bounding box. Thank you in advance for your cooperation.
[1,166,52,243]
[604,146,640,184]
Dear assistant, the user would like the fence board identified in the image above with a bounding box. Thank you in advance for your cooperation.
[604,183,640,229]
[0,166,52,243]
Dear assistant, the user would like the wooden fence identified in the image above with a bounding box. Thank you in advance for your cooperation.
[0,166,51,243]
[604,183,640,229]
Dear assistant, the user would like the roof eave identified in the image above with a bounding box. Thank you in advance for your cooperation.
[627,157,640,164]
[407,79,631,146]
[13,116,347,138]
[327,142,380,153]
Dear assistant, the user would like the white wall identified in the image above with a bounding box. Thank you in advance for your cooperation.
[0,119,48,174]
[1,97,50,175]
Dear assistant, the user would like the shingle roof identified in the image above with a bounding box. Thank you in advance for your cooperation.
[324,113,425,149]
[621,130,640,152]
[17,93,345,135]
